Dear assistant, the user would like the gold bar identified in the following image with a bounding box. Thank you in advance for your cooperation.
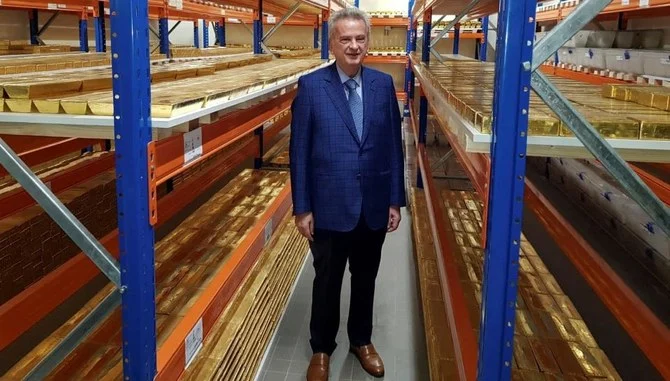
[635,115,670,140]
[33,99,61,114]
[568,341,608,378]
[528,338,561,375]
[5,99,34,113]
[513,336,539,371]
[570,318,598,348]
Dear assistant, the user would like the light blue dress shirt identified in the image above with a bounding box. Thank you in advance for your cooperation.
[336,63,363,102]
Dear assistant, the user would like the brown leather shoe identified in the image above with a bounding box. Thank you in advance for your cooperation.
[349,344,385,378]
[306,353,329,381]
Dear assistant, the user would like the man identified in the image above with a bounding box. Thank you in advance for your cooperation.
[289,7,406,381]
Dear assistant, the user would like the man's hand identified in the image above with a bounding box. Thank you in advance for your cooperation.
[387,206,401,233]
[295,212,314,241]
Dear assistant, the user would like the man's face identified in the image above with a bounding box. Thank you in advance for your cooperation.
[330,18,369,74]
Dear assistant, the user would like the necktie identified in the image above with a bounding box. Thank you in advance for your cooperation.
[345,79,363,139]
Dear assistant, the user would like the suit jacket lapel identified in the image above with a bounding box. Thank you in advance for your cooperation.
[361,67,376,147]
[323,64,361,145]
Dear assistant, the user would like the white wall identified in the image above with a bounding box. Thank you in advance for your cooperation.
[0,9,112,50]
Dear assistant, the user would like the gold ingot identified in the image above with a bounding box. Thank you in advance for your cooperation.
[33,99,61,114]
[3,80,82,99]
[652,93,670,111]
[560,118,640,139]
[5,99,34,113]
[528,113,560,136]
[570,318,598,348]
[78,77,112,92]
[630,87,656,107]
[568,341,608,378]
[632,115,670,140]
[61,99,91,115]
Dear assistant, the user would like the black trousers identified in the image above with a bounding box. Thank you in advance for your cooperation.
[308,216,387,355]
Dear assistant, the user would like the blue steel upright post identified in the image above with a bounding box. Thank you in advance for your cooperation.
[478,0,536,379]
[254,1,263,54]
[194,20,200,48]
[79,15,89,52]
[159,16,170,57]
[417,7,431,189]
[95,2,106,52]
[408,19,418,103]
[321,9,329,60]
[453,22,460,55]
[403,0,415,116]
[109,0,157,379]
[203,20,209,48]
[480,16,488,61]
[30,10,39,45]
[314,17,319,49]
[354,0,360,7]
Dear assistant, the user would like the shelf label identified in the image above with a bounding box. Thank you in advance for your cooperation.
[661,58,670,65]
[184,318,203,369]
[168,0,184,10]
[264,220,273,246]
[48,3,67,9]
[639,0,649,7]
[616,55,625,61]
[183,127,203,164]
[622,0,629,5]
[585,52,591,58]
[267,16,277,24]
[220,10,226,15]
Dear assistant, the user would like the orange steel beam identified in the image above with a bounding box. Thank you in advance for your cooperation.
[417,143,478,381]
[364,55,408,64]
[396,91,407,103]
[0,153,115,220]
[154,90,295,185]
[157,137,257,225]
[156,183,293,380]
[630,163,670,205]
[525,179,670,380]
[0,138,105,178]
[540,65,630,85]
[0,231,120,350]
[370,17,408,27]
[263,112,292,144]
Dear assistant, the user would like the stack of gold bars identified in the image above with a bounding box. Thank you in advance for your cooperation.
[414,57,670,140]
[410,186,621,380]
[0,55,323,118]
[170,46,252,58]
[0,40,72,55]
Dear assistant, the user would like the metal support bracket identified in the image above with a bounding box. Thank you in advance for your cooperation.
[263,1,301,42]
[38,11,60,38]
[429,0,481,48]
[531,71,670,236]
[0,138,121,288]
[431,148,455,172]
[532,0,610,71]
[24,290,121,380]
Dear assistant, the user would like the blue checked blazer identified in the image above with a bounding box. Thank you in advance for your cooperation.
[289,63,406,232]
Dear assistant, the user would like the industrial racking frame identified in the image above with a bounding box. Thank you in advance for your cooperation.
[0,0,347,379]
[404,0,670,380]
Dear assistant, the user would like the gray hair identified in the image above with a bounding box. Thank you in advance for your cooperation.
[328,7,371,41]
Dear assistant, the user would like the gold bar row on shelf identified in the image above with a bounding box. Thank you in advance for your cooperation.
[417,60,670,141]
[0,59,322,118]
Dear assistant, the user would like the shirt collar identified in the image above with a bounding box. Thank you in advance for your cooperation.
[335,63,362,87]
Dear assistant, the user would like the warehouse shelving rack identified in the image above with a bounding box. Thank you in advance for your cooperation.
[0,0,348,379]
[0,0,319,55]
[403,0,670,380]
